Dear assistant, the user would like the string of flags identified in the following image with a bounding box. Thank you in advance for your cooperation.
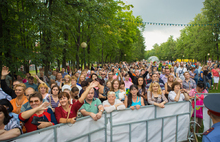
[105,17,219,27]
[143,22,219,27]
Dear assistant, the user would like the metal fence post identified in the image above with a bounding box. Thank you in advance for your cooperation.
[161,118,164,142]
[110,112,113,142]
[175,115,179,141]
[129,124,131,142]
[146,121,148,142]
[53,127,57,142]
[105,112,107,142]
[193,93,197,134]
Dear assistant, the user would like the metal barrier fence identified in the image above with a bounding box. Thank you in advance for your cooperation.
[192,93,218,138]
[6,101,191,142]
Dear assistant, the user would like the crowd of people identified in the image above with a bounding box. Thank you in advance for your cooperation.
[0,59,219,140]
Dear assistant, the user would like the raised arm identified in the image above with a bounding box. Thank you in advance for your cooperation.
[1,66,16,99]
[34,75,45,84]
[20,102,50,120]
[78,81,99,103]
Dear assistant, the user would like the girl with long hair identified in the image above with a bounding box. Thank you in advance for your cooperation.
[124,85,145,110]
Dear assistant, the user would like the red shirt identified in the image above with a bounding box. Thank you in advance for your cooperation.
[55,100,83,123]
[19,108,57,132]
[212,69,219,77]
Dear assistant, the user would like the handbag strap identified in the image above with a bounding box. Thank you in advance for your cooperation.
[66,105,72,120]
[49,95,52,107]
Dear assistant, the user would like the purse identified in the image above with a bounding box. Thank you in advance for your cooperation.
[31,116,49,126]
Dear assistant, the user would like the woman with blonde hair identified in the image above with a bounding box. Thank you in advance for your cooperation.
[38,83,49,99]
[77,74,85,86]
[147,82,168,108]
[10,83,28,114]
[60,75,71,90]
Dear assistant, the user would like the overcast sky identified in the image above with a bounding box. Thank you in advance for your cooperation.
[122,0,205,50]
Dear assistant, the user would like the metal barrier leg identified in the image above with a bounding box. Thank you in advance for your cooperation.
[161,118,164,142]
[53,127,57,142]
[193,95,197,134]
[105,113,107,142]
[129,124,131,142]
[175,115,178,142]
[88,134,91,142]
[110,113,113,142]
[146,121,148,142]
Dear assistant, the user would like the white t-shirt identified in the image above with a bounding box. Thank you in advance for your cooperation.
[168,91,185,102]
[176,67,187,80]
[103,99,125,113]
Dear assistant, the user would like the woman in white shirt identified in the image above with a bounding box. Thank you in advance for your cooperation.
[103,91,125,113]
[168,81,189,102]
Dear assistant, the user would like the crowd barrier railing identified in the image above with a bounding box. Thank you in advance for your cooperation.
[192,93,218,137]
[6,101,191,142]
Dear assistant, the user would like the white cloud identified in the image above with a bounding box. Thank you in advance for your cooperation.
[121,0,205,51]
[143,26,184,50]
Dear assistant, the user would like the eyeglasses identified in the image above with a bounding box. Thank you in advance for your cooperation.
[101,74,105,75]
[29,100,39,104]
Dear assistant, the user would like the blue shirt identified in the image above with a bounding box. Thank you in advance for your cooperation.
[203,122,220,142]
[194,69,198,79]
[0,88,12,101]
[24,82,38,91]
[62,72,68,78]
[130,96,142,107]
[9,112,20,124]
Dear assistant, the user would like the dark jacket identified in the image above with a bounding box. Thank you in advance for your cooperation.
[128,71,149,85]
[1,79,17,99]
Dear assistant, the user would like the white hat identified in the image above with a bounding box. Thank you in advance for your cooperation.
[62,85,71,92]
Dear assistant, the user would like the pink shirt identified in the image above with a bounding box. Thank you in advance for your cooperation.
[124,81,133,89]
[113,75,118,79]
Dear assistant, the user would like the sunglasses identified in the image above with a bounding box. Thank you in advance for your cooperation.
[29,100,39,104]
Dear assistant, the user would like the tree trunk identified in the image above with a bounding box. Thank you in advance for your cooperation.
[35,64,38,74]
[105,54,109,63]
[0,5,3,69]
[87,35,90,69]
[216,33,219,62]
[76,20,80,69]
[62,26,68,69]
[102,43,104,67]
[57,59,60,71]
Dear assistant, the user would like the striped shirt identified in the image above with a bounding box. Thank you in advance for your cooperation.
[4,117,22,134]
[46,95,59,108]
[0,88,12,101]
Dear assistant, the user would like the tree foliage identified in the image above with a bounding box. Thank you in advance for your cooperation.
[0,0,146,74]
[145,0,220,62]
